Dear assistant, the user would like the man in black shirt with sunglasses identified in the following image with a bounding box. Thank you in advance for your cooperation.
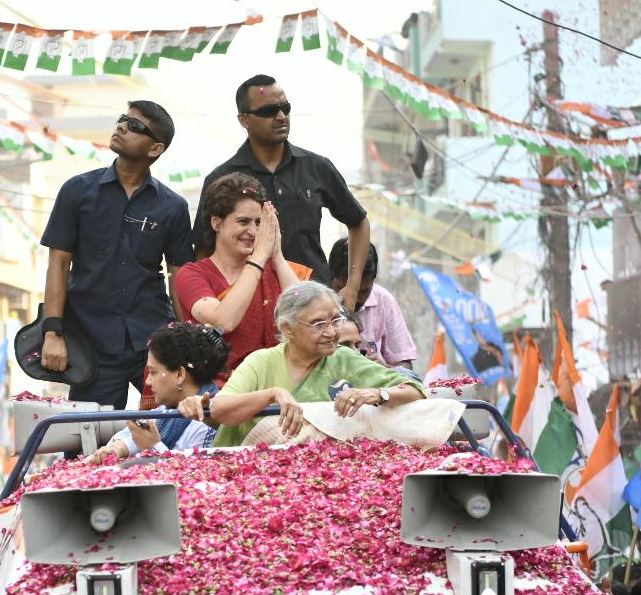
[192,74,370,311]
[40,100,193,410]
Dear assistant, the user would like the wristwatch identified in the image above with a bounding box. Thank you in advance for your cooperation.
[376,388,390,407]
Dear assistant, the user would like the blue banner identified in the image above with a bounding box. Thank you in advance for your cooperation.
[412,265,511,385]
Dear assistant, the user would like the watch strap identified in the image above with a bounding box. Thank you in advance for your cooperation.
[42,317,64,337]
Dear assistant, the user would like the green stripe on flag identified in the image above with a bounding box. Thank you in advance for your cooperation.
[36,52,60,71]
[72,57,95,75]
[595,505,632,577]
[4,51,28,70]
[532,397,578,475]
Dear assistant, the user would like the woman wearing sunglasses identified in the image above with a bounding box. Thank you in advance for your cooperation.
[175,172,310,387]
[178,281,426,447]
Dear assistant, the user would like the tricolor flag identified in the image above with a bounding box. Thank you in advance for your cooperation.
[363,49,385,90]
[195,27,221,53]
[301,9,321,51]
[552,311,599,457]
[139,30,166,69]
[0,23,15,63]
[324,17,347,65]
[160,29,187,60]
[59,135,97,160]
[104,31,146,76]
[71,31,96,76]
[346,35,366,74]
[4,24,37,71]
[383,61,406,102]
[36,29,65,72]
[276,14,298,53]
[565,385,632,576]
[511,335,578,475]
[0,122,24,152]
[210,23,242,54]
[424,332,448,384]
[26,129,55,160]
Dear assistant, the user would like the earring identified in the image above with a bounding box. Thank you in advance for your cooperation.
[177,384,183,391]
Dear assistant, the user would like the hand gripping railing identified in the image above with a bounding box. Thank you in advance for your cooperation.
[1,401,539,504]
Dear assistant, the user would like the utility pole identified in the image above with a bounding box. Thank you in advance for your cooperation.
[539,10,573,350]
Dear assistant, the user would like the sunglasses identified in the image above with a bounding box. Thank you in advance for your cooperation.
[117,114,160,142]
[244,101,291,118]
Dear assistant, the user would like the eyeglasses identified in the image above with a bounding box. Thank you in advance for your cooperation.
[298,316,346,333]
[117,114,160,142]
[244,101,291,118]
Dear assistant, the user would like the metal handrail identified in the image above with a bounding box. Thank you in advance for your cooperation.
[2,401,540,505]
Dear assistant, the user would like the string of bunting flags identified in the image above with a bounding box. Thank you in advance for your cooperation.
[0,10,640,174]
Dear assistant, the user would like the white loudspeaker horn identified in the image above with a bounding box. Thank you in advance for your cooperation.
[21,483,182,565]
[401,468,561,551]
[13,400,127,455]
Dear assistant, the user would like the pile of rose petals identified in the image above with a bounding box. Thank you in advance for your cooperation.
[3,440,596,594]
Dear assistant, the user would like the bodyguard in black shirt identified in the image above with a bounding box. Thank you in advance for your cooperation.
[40,101,193,409]
[192,74,370,310]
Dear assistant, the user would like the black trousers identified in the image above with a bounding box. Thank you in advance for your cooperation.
[68,342,146,410]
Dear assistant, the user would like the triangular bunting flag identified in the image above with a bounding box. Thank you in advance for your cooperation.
[210,23,242,54]
[0,122,24,152]
[59,135,97,159]
[195,27,221,53]
[301,9,321,51]
[276,13,298,53]
[159,29,187,61]
[4,24,37,71]
[363,49,385,90]
[71,31,96,75]
[36,29,65,72]
[26,129,54,160]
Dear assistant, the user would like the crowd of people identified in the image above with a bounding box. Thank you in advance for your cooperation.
[38,73,424,456]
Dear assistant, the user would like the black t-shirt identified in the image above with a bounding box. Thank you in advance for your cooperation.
[192,140,367,284]
[41,162,194,354]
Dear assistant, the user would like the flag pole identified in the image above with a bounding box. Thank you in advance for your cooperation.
[624,525,639,585]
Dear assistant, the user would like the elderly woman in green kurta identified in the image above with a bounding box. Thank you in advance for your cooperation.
[178,281,426,446]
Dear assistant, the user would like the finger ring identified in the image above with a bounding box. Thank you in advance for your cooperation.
[347,398,355,405]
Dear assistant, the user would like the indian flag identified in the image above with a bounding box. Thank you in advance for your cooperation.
[511,335,578,475]
[276,14,298,53]
[36,29,65,72]
[210,23,242,54]
[0,23,15,63]
[324,17,347,65]
[552,311,599,457]
[363,49,385,90]
[139,30,166,69]
[346,35,366,74]
[175,26,216,59]
[424,331,448,384]
[103,31,144,76]
[71,31,96,76]
[565,384,632,577]
[301,9,321,51]
[4,24,37,71]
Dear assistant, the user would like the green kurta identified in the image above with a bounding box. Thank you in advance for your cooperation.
[213,344,426,446]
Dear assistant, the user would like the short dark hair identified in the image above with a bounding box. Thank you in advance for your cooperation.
[148,322,230,386]
[201,171,267,250]
[127,100,175,149]
[341,308,363,332]
[328,238,378,281]
[236,74,277,112]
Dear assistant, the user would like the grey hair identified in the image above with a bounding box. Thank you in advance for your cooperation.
[274,281,341,339]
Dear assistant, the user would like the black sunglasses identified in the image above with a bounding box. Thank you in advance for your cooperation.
[244,101,291,118]
[117,114,160,143]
